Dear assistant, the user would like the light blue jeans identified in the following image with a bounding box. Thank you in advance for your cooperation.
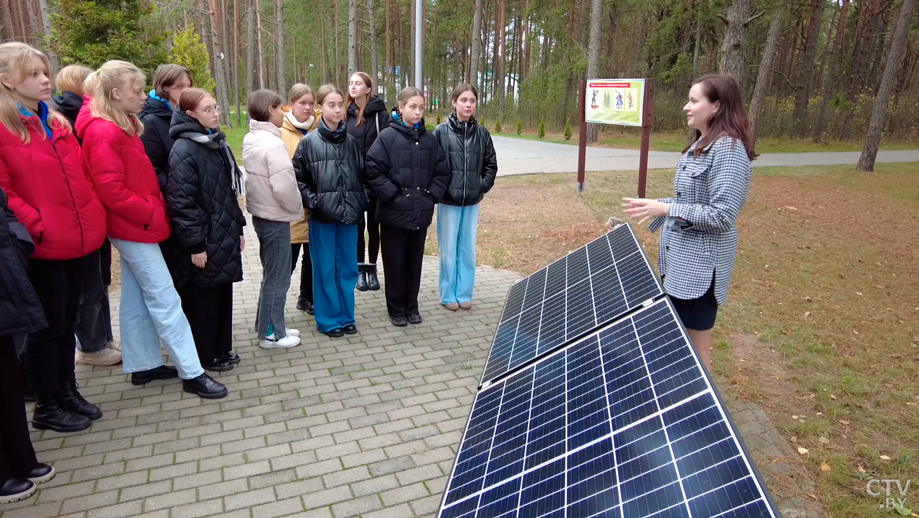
[437,203,480,305]
[110,238,204,380]
[309,221,358,333]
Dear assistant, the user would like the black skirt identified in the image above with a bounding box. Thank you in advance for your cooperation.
[669,275,719,331]
[178,283,233,362]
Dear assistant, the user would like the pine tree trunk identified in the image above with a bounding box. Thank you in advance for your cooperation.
[748,8,783,144]
[255,0,265,88]
[276,0,285,94]
[585,0,602,143]
[246,0,256,99]
[1,0,13,41]
[348,0,357,74]
[37,0,59,69]
[385,0,392,99]
[858,0,915,171]
[233,0,241,125]
[719,0,755,88]
[24,0,38,45]
[368,0,379,84]
[604,6,618,77]
[687,16,702,145]
[792,0,824,138]
[497,0,508,117]
[469,0,484,87]
[813,0,849,143]
[206,0,231,127]
[219,0,235,127]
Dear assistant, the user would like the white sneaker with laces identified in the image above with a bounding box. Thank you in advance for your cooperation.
[259,334,301,349]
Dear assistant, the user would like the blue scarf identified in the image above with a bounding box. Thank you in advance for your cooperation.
[149,89,172,111]
[18,101,53,141]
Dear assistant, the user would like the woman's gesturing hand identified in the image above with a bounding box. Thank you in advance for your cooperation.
[192,252,208,269]
[622,198,670,226]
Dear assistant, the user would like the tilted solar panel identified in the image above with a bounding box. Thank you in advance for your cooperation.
[441,299,780,518]
[482,224,664,386]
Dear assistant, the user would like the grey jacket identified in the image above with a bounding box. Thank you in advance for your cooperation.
[650,135,752,304]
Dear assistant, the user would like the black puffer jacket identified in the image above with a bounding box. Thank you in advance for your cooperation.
[364,112,451,231]
[0,185,47,337]
[52,91,84,129]
[345,97,390,157]
[433,114,498,206]
[166,110,245,288]
[294,119,367,225]
[139,94,175,193]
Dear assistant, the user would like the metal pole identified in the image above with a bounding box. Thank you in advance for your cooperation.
[414,0,423,89]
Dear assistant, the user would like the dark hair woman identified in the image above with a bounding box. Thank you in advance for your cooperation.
[140,64,193,190]
[165,88,246,373]
[364,87,451,327]
[294,85,367,338]
[345,71,389,291]
[622,74,755,371]
[433,84,497,312]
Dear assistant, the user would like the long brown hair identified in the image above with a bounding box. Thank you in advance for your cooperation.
[344,72,373,126]
[684,74,757,161]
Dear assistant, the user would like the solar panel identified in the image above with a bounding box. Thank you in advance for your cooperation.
[482,224,663,386]
[440,299,780,518]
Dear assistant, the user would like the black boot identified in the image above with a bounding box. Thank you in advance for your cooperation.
[32,394,91,433]
[131,365,179,386]
[356,264,369,291]
[367,264,381,291]
[0,478,36,504]
[183,373,228,399]
[296,295,314,315]
[60,380,103,421]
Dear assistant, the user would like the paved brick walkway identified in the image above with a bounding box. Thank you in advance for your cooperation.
[0,224,811,518]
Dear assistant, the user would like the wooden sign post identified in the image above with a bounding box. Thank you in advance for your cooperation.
[577,78,654,197]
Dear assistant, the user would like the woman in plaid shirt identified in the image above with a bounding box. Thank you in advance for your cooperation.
[623,74,756,370]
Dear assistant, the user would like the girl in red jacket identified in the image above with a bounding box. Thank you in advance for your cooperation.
[0,42,107,434]
[77,60,227,400]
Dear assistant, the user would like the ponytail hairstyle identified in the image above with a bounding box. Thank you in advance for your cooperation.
[83,60,146,137]
[344,71,373,125]
[0,42,70,143]
[396,87,424,111]
[684,74,757,161]
[56,65,93,96]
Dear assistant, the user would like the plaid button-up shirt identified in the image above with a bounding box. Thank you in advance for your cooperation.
[649,135,752,305]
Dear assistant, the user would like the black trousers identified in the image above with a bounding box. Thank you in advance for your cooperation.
[290,243,313,303]
[25,253,91,395]
[380,224,426,318]
[178,282,233,363]
[74,241,113,353]
[357,197,380,264]
[0,336,38,484]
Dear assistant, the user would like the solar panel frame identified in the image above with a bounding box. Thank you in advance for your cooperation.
[440,298,782,518]
[481,224,665,388]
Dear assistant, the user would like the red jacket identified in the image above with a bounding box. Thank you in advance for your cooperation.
[76,100,171,244]
[0,105,106,260]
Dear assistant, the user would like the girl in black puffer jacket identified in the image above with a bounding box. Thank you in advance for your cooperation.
[364,87,451,327]
[166,88,246,372]
[294,85,367,338]
[433,84,498,312]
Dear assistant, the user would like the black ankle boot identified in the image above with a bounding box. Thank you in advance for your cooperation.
[60,380,103,421]
[367,264,380,291]
[32,394,91,433]
[356,264,369,291]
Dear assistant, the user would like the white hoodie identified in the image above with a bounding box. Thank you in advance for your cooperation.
[242,119,304,222]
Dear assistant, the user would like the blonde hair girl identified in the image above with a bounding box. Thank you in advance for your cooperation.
[82,60,145,137]
[0,42,70,143]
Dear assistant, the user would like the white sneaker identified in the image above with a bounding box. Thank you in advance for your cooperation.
[259,334,301,349]
[286,328,300,337]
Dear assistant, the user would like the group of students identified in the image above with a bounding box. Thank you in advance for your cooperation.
[0,42,499,503]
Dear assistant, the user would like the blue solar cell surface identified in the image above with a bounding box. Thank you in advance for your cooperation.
[440,299,779,518]
[483,225,663,386]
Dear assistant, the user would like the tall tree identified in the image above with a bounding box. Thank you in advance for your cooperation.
[37,0,59,70]
[792,0,824,138]
[255,0,265,88]
[277,0,285,94]
[469,0,484,87]
[748,8,783,144]
[246,0,256,97]
[719,0,758,87]
[385,0,392,99]
[348,0,357,74]
[233,0,241,125]
[496,0,508,117]
[813,0,850,143]
[857,0,916,171]
[687,15,702,145]
[368,0,380,85]
[585,0,602,143]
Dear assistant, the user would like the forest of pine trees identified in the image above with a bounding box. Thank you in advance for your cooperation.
[1,0,918,144]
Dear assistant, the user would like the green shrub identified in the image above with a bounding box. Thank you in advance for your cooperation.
[538,119,546,139]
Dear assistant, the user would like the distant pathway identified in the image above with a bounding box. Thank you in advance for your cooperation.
[492,135,919,176]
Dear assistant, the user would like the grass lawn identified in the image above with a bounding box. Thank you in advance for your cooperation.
[496,127,919,154]
[423,162,919,518]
